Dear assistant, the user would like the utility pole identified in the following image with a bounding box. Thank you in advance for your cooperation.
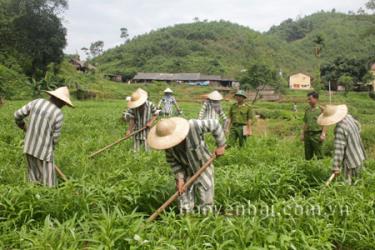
[328,80,332,104]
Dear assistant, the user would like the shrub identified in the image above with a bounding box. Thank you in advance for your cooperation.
[255,108,294,120]
[74,83,97,100]
[0,65,30,99]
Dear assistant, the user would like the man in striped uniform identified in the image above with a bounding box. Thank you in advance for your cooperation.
[318,105,366,185]
[147,118,226,214]
[14,87,73,187]
[198,90,227,126]
[124,88,159,152]
[158,88,181,117]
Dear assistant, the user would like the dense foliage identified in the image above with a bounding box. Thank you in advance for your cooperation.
[239,63,283,103]
[321,56,375,89]
[94,12,375,80]
[0,0,67,79]
[93,20,306,77]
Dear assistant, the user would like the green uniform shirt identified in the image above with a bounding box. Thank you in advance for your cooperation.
[303,106,322,132]
[229,103,253,125]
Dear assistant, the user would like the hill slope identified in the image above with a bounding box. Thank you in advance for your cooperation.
[267,12,375,64]
[94,12,375,79]
[93,21,306,77]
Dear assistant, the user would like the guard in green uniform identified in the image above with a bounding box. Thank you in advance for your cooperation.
[226,90,254,147]
[301,91,326,160]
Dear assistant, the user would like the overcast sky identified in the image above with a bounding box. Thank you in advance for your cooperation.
[62,0,367,57]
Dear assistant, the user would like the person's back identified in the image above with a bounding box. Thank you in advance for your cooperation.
[14,86,72,187]
[159,96,176,115]
[335,115,366,169]
[15,98,63,161]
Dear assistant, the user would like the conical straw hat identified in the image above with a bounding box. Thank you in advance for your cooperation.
[46,86,74,107]
[127,88,148,109]
[317,105,348,126]
[147,117,190,150]
[207,91,223,101]
[164,88,173,93]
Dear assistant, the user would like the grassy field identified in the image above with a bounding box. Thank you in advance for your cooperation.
[0,88,375,249]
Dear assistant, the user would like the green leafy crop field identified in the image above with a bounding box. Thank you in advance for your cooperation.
[0,90,374,249]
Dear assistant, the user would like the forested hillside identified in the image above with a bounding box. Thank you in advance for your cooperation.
[93,21,305,77]
[94,12,375,79]
[268,11,375,65]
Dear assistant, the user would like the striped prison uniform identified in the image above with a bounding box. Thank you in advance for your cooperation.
[14,99,63,187]
[198,100,228,128]
[333,115,366,182]
[165,119,226,213]
[124,101,159,152]
[158,96,177,117]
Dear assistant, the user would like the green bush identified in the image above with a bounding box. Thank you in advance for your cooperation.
[361,126,375,150]
[0,65,30,99]
[255,108,294,120]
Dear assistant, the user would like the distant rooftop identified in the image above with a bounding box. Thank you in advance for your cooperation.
[133,72,232,81]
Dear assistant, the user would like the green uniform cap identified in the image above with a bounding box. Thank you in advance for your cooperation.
[235,90,247,98]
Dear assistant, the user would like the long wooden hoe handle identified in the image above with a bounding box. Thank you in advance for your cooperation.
[88,126,147,158]
[325,173,336,187]
[147,154,217,222]
[55,165,68,182]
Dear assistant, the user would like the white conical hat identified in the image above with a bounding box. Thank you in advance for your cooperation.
[317,105,348,126]
[147,117,190,150]
[207,90,223,101]
[127,88,148,109]
[164,88,173,93]
[46,86,74,107]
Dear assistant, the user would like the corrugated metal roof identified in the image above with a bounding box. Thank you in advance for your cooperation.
[200,74,221,81]
[173,73,201,81]
[133,72,224,81]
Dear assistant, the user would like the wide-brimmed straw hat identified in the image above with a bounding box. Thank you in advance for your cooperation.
[46,86,74,107]
[207,91,223,101]
[164,88,173,93]
[235,90,247,99]
[317,105,348,126]
[147,117,190,150]
[127,88,148,109]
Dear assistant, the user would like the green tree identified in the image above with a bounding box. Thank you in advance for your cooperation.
[338,74,354,96]
[120,27,129,43]
[81,47,90,58]
[89,41,104,58]
[321,56,369,90]
[313,34,325,91]
[240,63,278,104]
[363,71,374,88]
[0,0,68,79]
[366,0,375,12]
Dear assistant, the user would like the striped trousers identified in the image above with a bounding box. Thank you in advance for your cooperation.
[133,139,150,152]
[343,166,362,185]
[178,175,214,214]
[25,154,57,187]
